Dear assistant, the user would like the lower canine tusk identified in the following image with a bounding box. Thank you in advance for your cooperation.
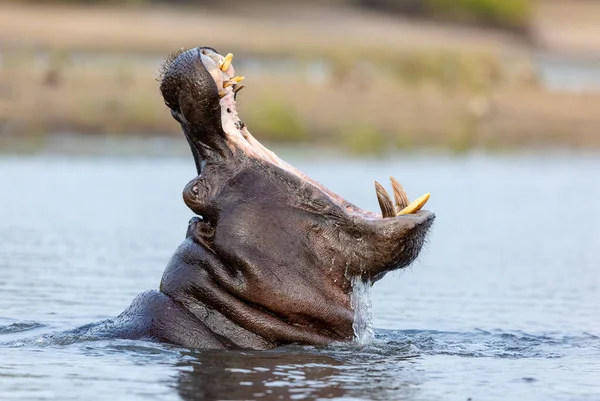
[224,77,244,88]
[375,181,396,218]
[397,193,431,215]
[390,176,410,209]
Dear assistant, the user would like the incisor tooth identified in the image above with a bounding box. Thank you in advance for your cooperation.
[374,181,395,218]
[219,53,233,72]
[233,84,245,95]
[219,90,227,98]
[224,76,245,88]
[390,176,410,209]
[397,193,431,215]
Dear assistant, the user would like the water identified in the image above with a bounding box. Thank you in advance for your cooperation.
[350,277,374,345]
[0,142,599,400]
[535,53,600,93]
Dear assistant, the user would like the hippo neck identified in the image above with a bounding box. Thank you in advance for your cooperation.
[173,295,273,349]
[159,236,354,349]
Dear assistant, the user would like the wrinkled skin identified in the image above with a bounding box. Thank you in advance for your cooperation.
[83,47,434,350]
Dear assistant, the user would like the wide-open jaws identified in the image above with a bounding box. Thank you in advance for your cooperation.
[148,46,438,348]
[161,47,433,223]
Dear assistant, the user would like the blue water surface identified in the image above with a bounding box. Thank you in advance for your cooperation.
[0,140,598,400]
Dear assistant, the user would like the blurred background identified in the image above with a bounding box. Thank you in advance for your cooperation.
[0,0,599,153]
[1,2,600,400]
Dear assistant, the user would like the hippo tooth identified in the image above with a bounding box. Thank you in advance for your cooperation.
[219,53,234,72]
[374,181,396,218]
[233,85,246,94]
[224,77,245,88]
[397,193,431,216]
[219,90,227,98]
[390,176,410,210]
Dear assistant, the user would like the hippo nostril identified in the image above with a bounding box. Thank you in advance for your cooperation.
[192,184,199,196]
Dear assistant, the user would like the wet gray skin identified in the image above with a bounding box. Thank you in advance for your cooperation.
[84,47,434,349]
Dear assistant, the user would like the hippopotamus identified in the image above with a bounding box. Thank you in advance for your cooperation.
[81,47,434,350]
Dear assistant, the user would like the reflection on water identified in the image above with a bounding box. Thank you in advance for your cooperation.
[0,140,599,400]
[176,349,353,400]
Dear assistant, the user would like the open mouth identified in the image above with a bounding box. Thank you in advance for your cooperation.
[157,47,436,345]
[173,47,432,222]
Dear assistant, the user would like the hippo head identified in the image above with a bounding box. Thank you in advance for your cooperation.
[157,47,434,348]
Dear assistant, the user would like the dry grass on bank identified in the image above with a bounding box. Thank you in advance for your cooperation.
[1,1,599,152]
[0,1,529,56]
[2,48,599,153]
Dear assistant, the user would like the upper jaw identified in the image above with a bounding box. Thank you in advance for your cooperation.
[163,47,434,223]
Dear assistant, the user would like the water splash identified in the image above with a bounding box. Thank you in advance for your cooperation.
[350,276,374,344]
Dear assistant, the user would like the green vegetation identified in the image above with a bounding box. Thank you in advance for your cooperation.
[344,124,389,155]
[449,116,478,154]
[429,0,532,31]
[4,45,596,155]
[8,0,533,32]
[244,99,308,143]
[354,0,532,32]
[378,50,503,93]
[2,1,598,154]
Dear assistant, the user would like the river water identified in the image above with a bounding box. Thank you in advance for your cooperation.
[0,140,599,400]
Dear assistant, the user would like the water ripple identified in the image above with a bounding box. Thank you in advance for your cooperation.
[374,329,600,359]
[0,322,45,335]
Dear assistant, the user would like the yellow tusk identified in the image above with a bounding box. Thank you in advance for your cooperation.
[219,90,227,98]
[219,53,233,72]
[397,193,431,215]
[223,77,244,88]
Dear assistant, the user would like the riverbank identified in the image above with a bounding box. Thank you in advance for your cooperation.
[0,1,599,152]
